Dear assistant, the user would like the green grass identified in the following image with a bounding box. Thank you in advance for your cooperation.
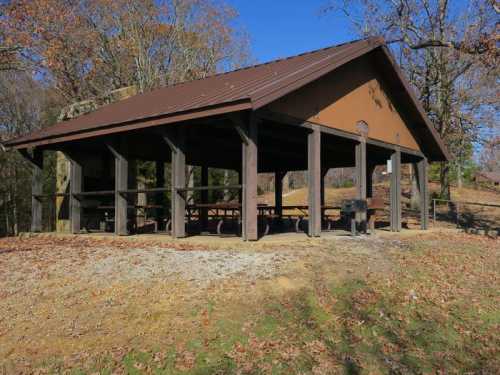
[28,278,500,374]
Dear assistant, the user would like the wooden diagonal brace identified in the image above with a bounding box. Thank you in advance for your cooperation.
[227,113,249,145]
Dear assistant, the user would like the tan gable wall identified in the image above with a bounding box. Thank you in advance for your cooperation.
[267,56,421,151]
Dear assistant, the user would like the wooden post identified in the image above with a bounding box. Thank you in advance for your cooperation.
[201,165,209,231]
[355,140,367,232]
[275,171,285,217]
[109,143,129,236]
[59,151,81,234]
[155,161,165,227]
[417,157,429,229]
[308,125,321,237]
[241,115,258,241]
[31,148,44,232]
[390,148,402,231]
[166,128,187,238]
[68,154,82,234]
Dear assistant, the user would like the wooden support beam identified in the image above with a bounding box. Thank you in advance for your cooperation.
[164,128,186,238]
[417,157,429,229]
[30,148,44,232]
[308,125,321,237]
[390,148,402,231]
[200,166,209,231]
[67,153,82,234]
[355,140,367,231]
[241,114,258,241]
[115,145,129,235]
[275,171,286,217]
[107,142,129,235]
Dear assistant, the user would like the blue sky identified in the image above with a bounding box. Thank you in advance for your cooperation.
[227,0,355,63]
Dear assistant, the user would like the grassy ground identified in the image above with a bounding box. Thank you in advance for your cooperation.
[0,229,498,374]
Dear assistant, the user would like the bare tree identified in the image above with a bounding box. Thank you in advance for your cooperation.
[0,71,58,235]
[323,0,499,198]
[479,136,500,172]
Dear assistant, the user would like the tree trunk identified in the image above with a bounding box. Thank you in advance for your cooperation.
[5,192,11,236]
[13,166,18,235]
[282,173,289,193]
[440,162,451,200]
[56,151,71,233]
[457,162,463,189]
[410,164,420,210]
[137,178,146,228]
[223,170,230,201]
[188,166,195,204]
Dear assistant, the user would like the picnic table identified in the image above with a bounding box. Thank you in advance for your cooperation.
[185,203,342,235]
[87,201,352,236]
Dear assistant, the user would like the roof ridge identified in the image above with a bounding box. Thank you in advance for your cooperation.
[248,40,369,100]
[155,37,377,92]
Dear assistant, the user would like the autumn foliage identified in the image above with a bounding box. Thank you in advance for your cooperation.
[0,0,249,101]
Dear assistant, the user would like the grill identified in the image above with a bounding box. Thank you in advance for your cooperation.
[341,199,367,214]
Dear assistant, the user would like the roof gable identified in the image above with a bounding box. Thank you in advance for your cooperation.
[267,54,422,151]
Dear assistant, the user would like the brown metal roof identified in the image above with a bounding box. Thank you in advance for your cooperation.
[3,37,448,161]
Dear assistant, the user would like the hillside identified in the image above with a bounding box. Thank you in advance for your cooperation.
[259,182,500,230]
[260,182,500,207]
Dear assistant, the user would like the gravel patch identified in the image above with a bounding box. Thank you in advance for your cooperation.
[83,247,295,286]
[1,243,297,294]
